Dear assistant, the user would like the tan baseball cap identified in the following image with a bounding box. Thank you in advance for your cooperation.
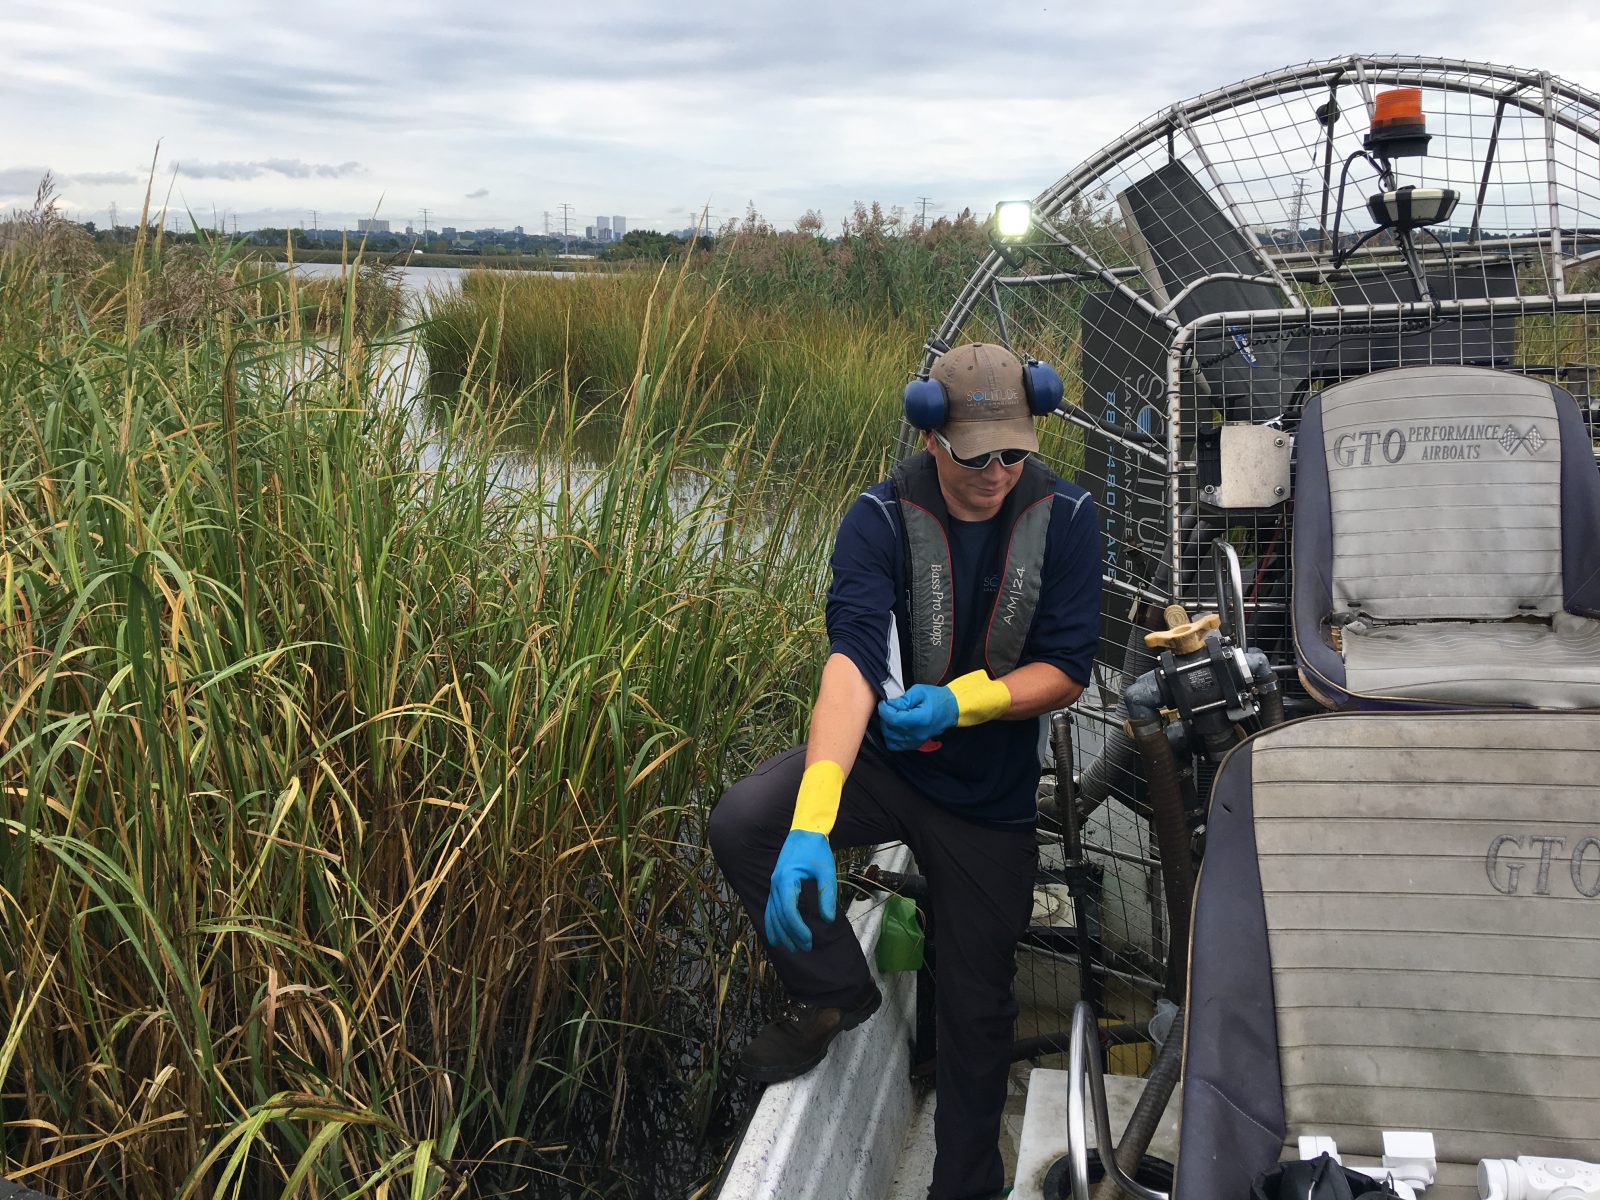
[930,343,1040,459]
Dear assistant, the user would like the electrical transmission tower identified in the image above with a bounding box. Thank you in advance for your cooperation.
[916,196,934,227]
[558,203,574,251]
[1287,178,1310,249]
[422,208,431,239]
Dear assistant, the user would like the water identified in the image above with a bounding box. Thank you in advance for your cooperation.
[278,261,584,293]
[277,260,618,480]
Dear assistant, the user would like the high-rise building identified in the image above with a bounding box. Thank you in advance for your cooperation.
[612,215,626,237]
[357,218,390,234]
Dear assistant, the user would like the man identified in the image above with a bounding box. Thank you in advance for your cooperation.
[709,342,1101,1200]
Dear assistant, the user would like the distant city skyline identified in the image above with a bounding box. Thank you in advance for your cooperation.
[38,194,698,239]
[69,202,691,239]
[6,0,1600,238]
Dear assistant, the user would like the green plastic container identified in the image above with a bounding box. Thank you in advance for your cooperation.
[875,894,925,973]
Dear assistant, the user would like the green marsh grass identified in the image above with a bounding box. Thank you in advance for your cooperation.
[418,206,997,461]
[419,212,1087,476]
[1,220,863,1197]
[420,264,912,460]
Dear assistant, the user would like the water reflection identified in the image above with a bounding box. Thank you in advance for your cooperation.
[281,261,584,291]
[330,332,838,565]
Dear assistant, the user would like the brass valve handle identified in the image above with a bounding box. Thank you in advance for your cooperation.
[1143,604,1221,655]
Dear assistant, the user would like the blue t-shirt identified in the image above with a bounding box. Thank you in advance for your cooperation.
[825,473,1102,828]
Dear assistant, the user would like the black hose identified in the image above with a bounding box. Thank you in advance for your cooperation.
[1091,1007,1186,1200]
[1050,714,1082,859]
[1051,711,1104,1009]
[1130,719,1193,995]
[847,865,929,901]
[1258,680,1286,729]
[1072,723,1143,822]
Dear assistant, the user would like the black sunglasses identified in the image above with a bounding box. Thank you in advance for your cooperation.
[933,430,1031,470]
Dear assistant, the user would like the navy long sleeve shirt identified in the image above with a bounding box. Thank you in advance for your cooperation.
[825,473,1102,828]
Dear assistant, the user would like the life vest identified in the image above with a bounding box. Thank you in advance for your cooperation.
[890,450,1057,686]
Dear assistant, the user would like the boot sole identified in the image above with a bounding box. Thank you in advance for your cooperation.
[738,985,883,1084]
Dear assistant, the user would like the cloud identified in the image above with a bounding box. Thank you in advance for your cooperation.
[0,166,53,197]
[258,158,365,180]
[71,170,141,185]
[176,158,363,181]
[6,0,1600,233]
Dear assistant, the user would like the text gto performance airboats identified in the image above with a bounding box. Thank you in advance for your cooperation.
[717,55,1600,1200]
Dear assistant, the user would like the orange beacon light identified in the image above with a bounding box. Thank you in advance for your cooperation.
[1367,87,1431,158]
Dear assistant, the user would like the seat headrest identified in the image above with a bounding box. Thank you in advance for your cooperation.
[1313,365,1566,621]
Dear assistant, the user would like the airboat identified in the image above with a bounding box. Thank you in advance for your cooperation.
[717,54,1600,1200]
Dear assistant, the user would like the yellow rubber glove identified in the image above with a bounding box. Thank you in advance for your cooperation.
[946,669,1012,727]
[790,760,846,835]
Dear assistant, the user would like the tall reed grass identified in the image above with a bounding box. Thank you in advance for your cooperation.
[420,208,1087,471]
[420,205,994,459]
[704,203,991,325]
[421,265,912,460]
[1,204,858,1197]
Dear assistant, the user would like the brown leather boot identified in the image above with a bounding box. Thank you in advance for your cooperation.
[736,981,882,1082]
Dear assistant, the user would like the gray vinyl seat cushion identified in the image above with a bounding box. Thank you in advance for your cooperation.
[1340,612,1600,707]
[1176,713,1600,1200]
[1292,365,1600,708]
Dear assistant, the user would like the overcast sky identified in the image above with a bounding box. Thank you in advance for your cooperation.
[5,0,1599,234]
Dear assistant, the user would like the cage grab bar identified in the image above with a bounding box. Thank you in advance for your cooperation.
[1211,540,1249,646]
[1067,1001,1170,1200]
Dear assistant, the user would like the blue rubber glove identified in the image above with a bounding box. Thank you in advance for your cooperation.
[765,829,837,953]
[877,683,960,751]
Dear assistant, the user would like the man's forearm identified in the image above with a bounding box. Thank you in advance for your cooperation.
[805,652,878,776]
[998,661,1084,719]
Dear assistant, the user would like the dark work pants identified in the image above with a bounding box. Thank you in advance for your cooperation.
[709,743,1037,1200]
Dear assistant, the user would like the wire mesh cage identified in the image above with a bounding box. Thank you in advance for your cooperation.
[922,55,1600,1068]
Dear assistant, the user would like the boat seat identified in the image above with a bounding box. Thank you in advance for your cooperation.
[1176,712,1600,1200]
[1292,365,1600,708]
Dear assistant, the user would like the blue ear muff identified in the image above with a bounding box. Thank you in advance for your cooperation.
[902,377,948,430]
[1022,359,1064,416]
[908,354,1060,427]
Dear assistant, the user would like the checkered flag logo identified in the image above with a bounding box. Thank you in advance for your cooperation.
[1500,424,1546,456]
